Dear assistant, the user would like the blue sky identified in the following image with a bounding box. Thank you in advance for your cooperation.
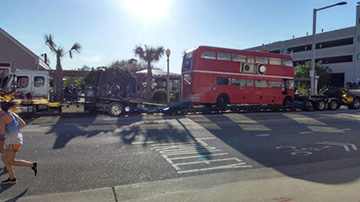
[0,0,357,74]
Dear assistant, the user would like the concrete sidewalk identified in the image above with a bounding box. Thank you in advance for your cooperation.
[6,158,360,202]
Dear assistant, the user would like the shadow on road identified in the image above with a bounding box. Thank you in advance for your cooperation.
[44,114,102,149]
[196,112,360,185]
[115,111,360,185]
[0,183,15,196]
[116,116,211,159]
[4,189,28,202]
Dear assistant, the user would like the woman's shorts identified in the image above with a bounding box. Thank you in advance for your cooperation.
[5,144,21,152]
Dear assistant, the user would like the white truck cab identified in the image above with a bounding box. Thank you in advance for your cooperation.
[5,70,50,98]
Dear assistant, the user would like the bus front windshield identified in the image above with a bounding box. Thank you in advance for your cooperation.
[182,51,194,71]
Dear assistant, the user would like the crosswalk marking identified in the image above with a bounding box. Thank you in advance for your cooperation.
[151,138,252,174]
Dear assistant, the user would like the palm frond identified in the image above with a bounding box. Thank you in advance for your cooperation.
[56,47,65,58]
[44,34,57,52]
[69,42,81,58]
[134,44,145,61]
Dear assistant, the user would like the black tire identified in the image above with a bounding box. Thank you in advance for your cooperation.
[216,94,229,109]
[315,100,326,111]
[328,100,338,110]
[107,102,123,117]
[303,100,314,111]
[283,97,293,106]
[348,97,360,109]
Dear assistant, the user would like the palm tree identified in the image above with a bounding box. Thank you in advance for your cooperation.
[44,34,81,101]
[134,45,164,100]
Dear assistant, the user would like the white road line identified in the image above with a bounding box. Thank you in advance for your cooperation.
[299,131,314,134]
[177,163,252,174]
[173,157,242,166]
[152,142,208,150]
[159,148,220,155]
[341,128,351,131]
[131,141,155,145]
[255,134,271,137]
[162,153,229,164]
[196,137,217,140]
[161,149,223,157]
[151,142,207,147]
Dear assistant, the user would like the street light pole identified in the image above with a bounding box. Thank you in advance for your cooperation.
[166,49,171,104]
[310,1,346,96]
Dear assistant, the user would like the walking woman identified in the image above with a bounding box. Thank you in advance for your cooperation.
[0,100,37,184]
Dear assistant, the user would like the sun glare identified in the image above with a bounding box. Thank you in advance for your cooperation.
[123,0,170,20]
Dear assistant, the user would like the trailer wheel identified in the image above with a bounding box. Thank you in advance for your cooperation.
[303,100,314,111]
[216,94,229,109]
[107,102,123,117]
[348,97,360,109]
[328,100,338,110]
[315,100,326,111]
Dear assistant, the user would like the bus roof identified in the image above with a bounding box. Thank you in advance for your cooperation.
[187,45,293,59]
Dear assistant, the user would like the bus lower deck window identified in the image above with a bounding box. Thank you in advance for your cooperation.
[256,80,268,88]
[232,79,246,86]
[247,79,254,87]
[217,77,230,85]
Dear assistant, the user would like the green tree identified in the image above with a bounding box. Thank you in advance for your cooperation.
[84,67,99,88]
[44,34,81,101]
[133,45,164,100]
[102,64,137,98]
[295,61,332,94]
[109,59,146,73]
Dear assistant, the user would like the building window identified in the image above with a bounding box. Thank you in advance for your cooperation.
[358,35,360,42]
[357,54,360,60]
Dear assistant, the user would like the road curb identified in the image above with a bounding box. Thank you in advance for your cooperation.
[4,187,116,202]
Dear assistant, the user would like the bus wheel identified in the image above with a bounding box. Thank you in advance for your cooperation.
[315,100,326,111]
[107,102,123,117]
[283,97,293,106]
[216,94,229,109]
[328,100,338,110]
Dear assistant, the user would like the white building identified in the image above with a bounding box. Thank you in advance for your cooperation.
[246,5,360,88]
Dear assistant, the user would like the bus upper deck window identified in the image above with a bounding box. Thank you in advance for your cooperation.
[232,54,246,62]
[247,56,255,63]
[185,52,193,59]
[201,51,216,59]
[183,61,191,70]
[269,58,282,65]
[255,56,268,64]
[283,59,293,67]
[217,52,231,61]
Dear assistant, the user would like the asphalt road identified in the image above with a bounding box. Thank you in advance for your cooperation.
[1,109,360,200]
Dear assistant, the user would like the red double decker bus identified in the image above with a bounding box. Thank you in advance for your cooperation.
[181,46,295,108]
